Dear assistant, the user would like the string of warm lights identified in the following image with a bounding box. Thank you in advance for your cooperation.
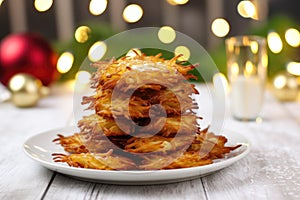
[34,0,145,24]
[264,27,299,59]
[56,25,194,79]
[30,0,193,24]
[8,0,300,49]
[33,0,299,80]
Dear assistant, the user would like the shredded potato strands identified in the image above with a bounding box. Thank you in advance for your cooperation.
[52,53,241,170]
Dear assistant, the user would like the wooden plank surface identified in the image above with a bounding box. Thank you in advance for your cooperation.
[202,93,300,200]
[0,88,73,200]
[44,174,207,200]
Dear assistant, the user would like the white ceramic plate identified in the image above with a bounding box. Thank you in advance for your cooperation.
[24,126,250,185]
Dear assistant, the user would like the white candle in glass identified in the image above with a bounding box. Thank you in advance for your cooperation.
[230,75,264,120]
[226,36,267,121]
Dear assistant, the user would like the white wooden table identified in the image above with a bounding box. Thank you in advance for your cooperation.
[1,84,300,200]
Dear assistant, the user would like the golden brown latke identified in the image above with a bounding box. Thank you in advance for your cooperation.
[77,114,199,138]
[140,114,199,137]
[89,54,197,91]
[140,151,213,170]
[52,150,137,170]
[124,134,193,153]
[78,114,130,137]
[53,132,131,154]
[53,114,197,154]
[83,87,198,120]
[188,128,241,159]
[163,152,213,169]
[52,127,241,170]
[53,133,88,154]
[82,53,199,120]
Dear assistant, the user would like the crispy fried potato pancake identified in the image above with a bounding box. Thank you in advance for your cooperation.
[53,133,127,154]
[140,151,213,170]
[52,150,137,170]
[53,133,88,154]
[78,114,199,138]
[188,128,241,159]
[125,135,193,153]
[83,87,198,119]
[140,114,199,137]
[78,114,130,137]
[89,54,197,91]
[163,152,213,169]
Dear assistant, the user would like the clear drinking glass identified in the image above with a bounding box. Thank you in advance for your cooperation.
[225,36,268,121]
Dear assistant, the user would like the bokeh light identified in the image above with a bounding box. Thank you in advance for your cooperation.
[231,63,240,76]
[9,75,25,91]
[0,0,4,6]
[267,32,283,54]
[167,0,189,5]
[76,71,91,85]
[287,62,300,76]
[158,26,176,44]
[34,0,53,12]
[237,1,256,19]
[285,28,300,47]
[211,18,230,38]
[126,48,142,57]
[262,54,268,69]
[123,4,143,23]
[256,117,263,123]
[57,52,74,74]
[244,61,255,76]
[89,0,107,16]
[250,41,259,54]
[74,26,91,43]
[174,46,190,61]
[213,73,229,95]
[273,75,287,89]
[88,41,107,62]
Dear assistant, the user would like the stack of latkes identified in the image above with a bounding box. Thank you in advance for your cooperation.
[53,53,240,170]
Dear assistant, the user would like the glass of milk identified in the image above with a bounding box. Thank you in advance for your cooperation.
[225,36,268,121]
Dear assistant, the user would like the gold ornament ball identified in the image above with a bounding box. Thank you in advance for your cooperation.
[8,73,43,107]
[272,72,299,101]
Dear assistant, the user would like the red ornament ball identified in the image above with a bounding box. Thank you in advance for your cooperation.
[0,33,58,86]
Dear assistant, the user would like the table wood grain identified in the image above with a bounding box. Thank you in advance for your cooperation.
[0,84,299,200]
